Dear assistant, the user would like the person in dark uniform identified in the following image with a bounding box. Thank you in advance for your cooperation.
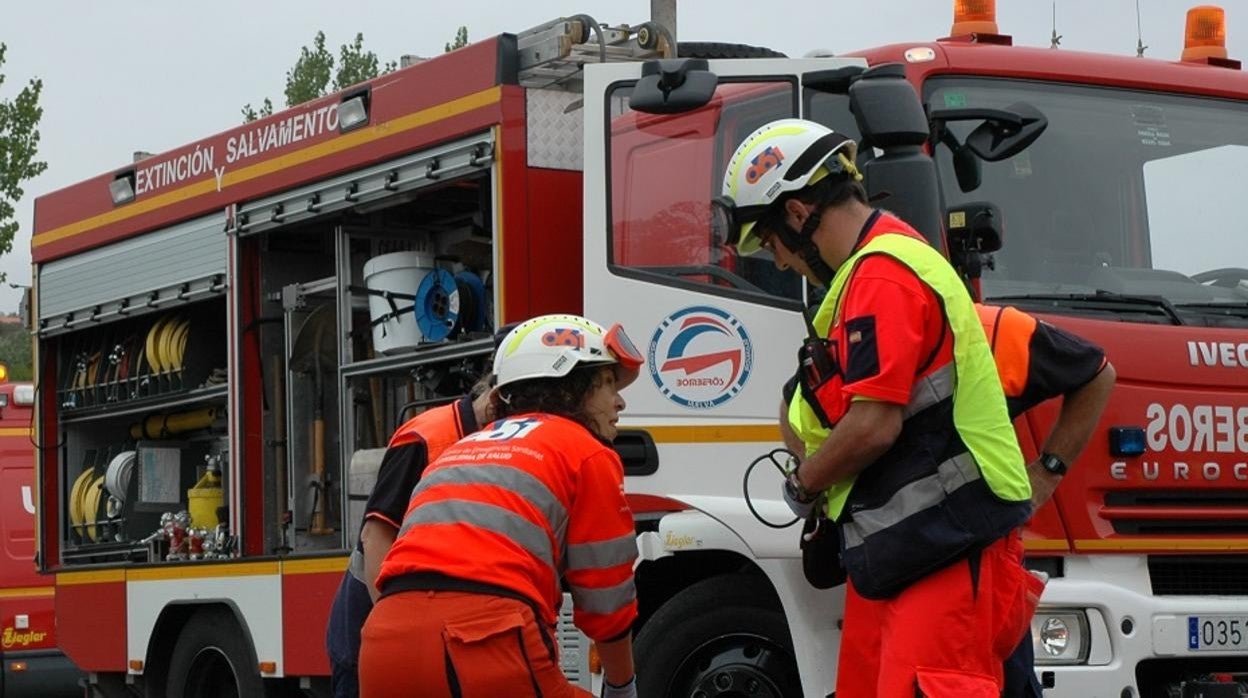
[976,303,1116,696]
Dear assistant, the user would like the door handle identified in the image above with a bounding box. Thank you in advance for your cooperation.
[612,429,659,476]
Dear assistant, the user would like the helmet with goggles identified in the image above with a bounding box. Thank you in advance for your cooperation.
[716,118,860,256]
[492,314,643,391]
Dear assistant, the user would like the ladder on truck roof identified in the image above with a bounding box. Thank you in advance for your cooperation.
[515,15,672,89]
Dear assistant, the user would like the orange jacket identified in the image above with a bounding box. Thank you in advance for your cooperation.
[389,398,472,449]
[363,397,477,530]
[976,304,1107,417]
[377,413,638,641]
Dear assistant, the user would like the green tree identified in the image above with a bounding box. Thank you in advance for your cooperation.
[0,322,32,381]
[243,31,397,123]
[0,44,47,274]
[445,26,469,53]
[240,97,273,123]
[336,33,397,92]
[285,30,335,108]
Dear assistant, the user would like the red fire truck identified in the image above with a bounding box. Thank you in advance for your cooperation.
[0,375,80,696]
[28,2,1248,697]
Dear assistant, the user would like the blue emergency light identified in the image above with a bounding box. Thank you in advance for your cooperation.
[1108,427,1147,457]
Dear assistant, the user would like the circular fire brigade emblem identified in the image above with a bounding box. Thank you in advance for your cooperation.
[648,306,753,409]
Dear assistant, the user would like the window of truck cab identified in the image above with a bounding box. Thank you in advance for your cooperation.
[605,78,803,307]
[605,78,863,309]
[925,77,1248,327]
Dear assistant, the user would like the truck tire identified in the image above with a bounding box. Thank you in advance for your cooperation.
[676,42,788,59]
[164,607,267,698]
[634,574,801,698]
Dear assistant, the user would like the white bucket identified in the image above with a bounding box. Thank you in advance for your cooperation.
[363,251,434,354]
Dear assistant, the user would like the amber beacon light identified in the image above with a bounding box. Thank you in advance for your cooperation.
[952,0,999,36]
[1182,5,1228,61]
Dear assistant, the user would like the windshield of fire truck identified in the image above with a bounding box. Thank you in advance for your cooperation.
[928,78,1248,326]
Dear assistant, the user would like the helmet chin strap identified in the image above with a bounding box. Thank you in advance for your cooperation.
[774,207,836,287]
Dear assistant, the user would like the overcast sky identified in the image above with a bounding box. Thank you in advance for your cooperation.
[4,0,1244,313]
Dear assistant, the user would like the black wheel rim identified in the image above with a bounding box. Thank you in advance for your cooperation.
[664,631,798,697]
[182,645,241,698]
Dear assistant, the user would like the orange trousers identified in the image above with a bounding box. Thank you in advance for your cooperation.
[835,530,1043,697]
[359,590,592,698]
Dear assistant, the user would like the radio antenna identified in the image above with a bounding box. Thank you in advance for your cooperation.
[1135,0,1149,57]
[1050,2,1062,49]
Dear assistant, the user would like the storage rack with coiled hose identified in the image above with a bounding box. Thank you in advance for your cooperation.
[55,301,227,415]
[55,300,229,564]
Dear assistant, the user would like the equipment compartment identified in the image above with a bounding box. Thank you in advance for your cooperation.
[50,296,229,565]
[249,153,498,555]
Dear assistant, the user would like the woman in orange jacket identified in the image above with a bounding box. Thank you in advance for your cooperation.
[358,314,644,698]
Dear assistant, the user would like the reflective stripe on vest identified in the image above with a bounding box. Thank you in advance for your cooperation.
[572,577,638,616]
[406,464,571,542]
[397,461,638,617]
[567,533,638,572]
[398,464,570,570]
[840,449,980,548]
[788,232,1031,520]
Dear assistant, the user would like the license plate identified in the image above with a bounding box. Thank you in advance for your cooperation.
[1188,616,1248,651]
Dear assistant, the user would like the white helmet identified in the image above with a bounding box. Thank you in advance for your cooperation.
[492,314,643,391]
[720,118,860,256]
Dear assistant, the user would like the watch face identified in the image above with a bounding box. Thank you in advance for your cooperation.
[1041,453,1067,475]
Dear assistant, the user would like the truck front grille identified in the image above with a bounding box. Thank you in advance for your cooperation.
[1149,556,1248,596]
[1102,490,1248,535]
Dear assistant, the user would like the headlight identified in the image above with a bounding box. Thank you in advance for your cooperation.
[1032,609,1090,665]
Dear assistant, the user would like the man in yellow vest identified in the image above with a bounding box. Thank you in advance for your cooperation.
[719,118,1038,697]
[781,300,1116,696]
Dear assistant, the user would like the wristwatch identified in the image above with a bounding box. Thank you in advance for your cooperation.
[1039,452,1068,476]
[785,470,819,504]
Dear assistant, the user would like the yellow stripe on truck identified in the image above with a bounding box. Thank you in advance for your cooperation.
[34,87,503,248]
[283,557,349,575]
[127,561,280,582]
[56,569,125,586]
[1077,538,1248,552]
[0,586,55,599]
[640,424,781,444]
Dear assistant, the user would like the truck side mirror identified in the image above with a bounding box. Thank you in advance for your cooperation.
[630,58,718,114]
[964,102,1047,162]
[935,127,983,193]
[801,65,866,95]
[847,63,930,149]
[847,62,944,251]
[930,103,1047,163]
